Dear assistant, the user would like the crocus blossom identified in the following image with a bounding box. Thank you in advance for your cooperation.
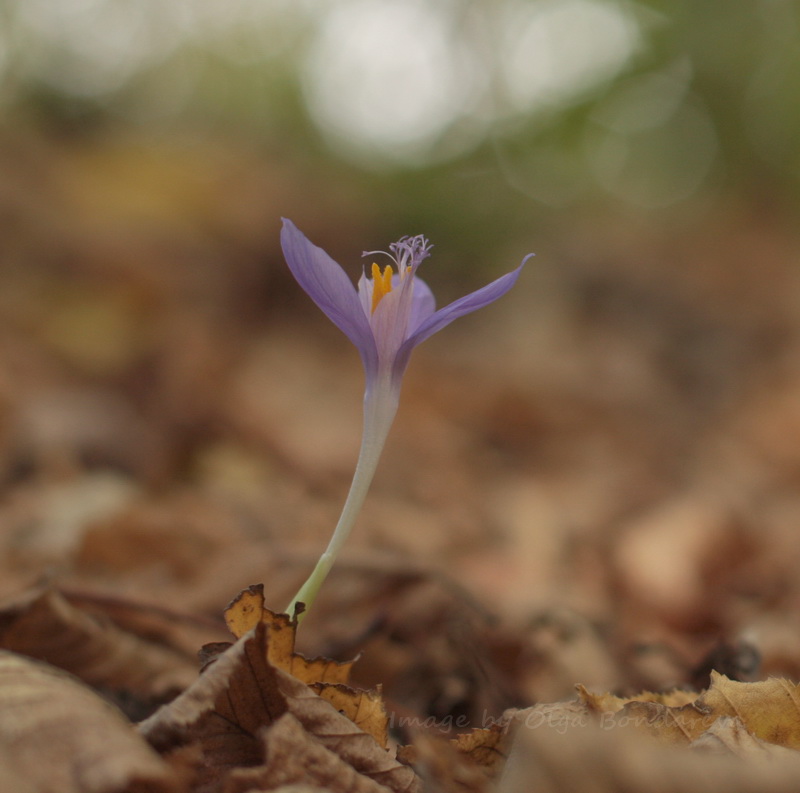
[281,218,530,617]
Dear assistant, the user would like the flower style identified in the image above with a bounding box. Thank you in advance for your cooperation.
[281,218,530,617]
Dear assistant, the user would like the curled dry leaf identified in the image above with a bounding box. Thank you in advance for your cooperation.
[140,623,419,793]
[0,650,179,793]
[0,587,197,715]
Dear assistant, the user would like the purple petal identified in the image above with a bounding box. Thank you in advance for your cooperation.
[281,219,377,369]
[395,255,532,372]
[357,269,372,318]
[408,277,436,334]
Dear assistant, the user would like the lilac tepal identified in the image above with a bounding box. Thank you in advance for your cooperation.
[280,218,529,393]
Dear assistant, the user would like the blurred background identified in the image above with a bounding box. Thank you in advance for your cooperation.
[1,0,800,704]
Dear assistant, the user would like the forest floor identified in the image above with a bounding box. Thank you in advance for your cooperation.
[2,127,800,792]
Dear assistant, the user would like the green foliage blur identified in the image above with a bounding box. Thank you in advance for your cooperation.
[1,0,798,267]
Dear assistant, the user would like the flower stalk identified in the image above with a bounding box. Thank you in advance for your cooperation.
[285,378,398,618]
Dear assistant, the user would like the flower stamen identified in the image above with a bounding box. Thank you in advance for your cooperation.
[371,262,394,313]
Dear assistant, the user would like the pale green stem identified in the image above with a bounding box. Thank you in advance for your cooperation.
[286,375,399,620]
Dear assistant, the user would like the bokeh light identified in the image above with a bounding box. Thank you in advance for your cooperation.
[0,0,799,206]
[499,0,640,114]
[302,0,487,166]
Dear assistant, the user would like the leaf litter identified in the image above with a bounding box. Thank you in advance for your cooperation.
[2,129,800,791]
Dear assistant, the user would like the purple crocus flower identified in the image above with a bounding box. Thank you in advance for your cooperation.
[281,218,529,617]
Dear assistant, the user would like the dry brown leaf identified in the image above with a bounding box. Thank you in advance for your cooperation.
[140,623,287,792]
[140,623,419,793]
[0,650,180,793]
[0,587,196,713]
[0,745,41,793]
[62,587,225,663]
[225,713,391,793]
[500,708,800,793]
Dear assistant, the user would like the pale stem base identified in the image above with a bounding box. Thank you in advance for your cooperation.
[286,379,399,620]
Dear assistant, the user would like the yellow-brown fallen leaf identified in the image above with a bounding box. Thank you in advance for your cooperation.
[140,622,419,793]
[0,650,180,793]
[223,584,267,639]
[697,672,800,749]
[311,683,389,750]
[224,584,353,684]
[225,713,391,793]
[580,673,800,748]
